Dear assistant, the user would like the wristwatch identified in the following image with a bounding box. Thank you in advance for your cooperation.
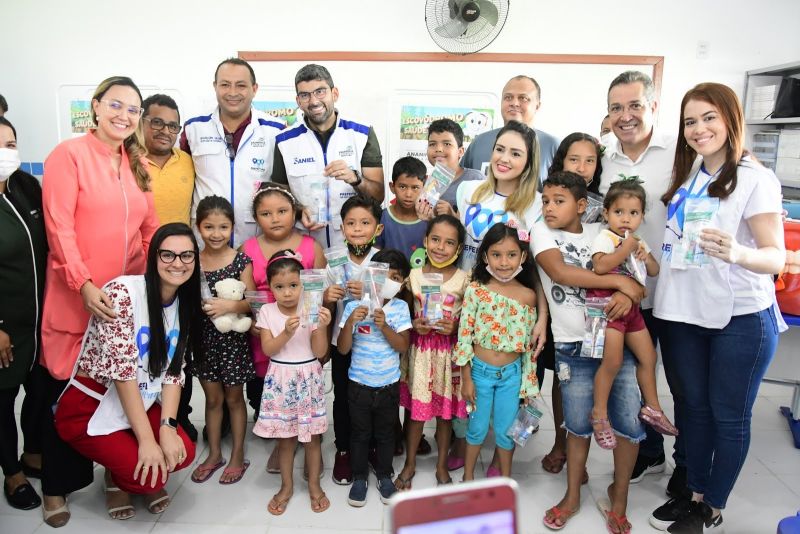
[350,169,363,188]
[160,417,178,430]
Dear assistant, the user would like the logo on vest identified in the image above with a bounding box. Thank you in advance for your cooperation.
[339,145,354,158]
[200,135,223,143]
[252,158,265,166]
[294,156,315,164]
[251,137,266,148]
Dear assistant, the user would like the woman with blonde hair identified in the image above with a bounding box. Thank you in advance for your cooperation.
[38,76,159,527]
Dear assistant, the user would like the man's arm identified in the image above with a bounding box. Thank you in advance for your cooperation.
[357,127,384,202]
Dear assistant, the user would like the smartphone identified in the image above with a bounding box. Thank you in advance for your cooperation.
[390,478,518,534]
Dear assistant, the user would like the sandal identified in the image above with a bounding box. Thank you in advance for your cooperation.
[436,475,453,486]
[145,489,170,514]
[541,451,567,474]
[43,500,71,528]
[597,497,631,534]
[267,493,292,515]
[310,491,330,513]
[640,406,679,436]
[105,485,135,520]
[394,471,415,491]
[191,458,226,483]
[446,453,465,471]
[543,505,579,530]
[219,459,251,485]
[590,417,618,450]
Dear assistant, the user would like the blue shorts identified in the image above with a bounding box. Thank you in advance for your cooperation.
[555,342,645,443]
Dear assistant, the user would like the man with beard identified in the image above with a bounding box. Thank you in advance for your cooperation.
[271,63,384,249]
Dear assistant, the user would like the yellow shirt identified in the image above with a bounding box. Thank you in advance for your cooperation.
[146,148,195,225]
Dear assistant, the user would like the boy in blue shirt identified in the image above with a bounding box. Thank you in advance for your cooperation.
[376,157,427,266]
[337,249,412,507]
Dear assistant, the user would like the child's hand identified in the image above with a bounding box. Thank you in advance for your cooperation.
[349,305,369,324]
[317,307,332,327]
[634,241,649,261]
[373,307,387,328]
[412,316,432,335]
[202,298,231,318]
[324,285,346,304]
[249,323,261,337]
[300,207,327,232]
[415,196,435,221]
[346,280,364,300]
[621,232,639,254]
[284,316,301,337]
[433,317,457,336]
[461,376,476,404]
[434,200,456,217]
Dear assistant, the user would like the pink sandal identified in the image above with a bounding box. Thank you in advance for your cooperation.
[590,417,618,450]
[640,406,679,436]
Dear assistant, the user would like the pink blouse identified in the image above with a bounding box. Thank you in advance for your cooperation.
[41,132,160,379]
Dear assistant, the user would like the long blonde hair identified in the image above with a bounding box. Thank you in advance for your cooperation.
[91,76,150,192]
[470,120,540,217]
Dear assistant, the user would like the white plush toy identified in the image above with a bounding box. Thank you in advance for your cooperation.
[210,278,252,333]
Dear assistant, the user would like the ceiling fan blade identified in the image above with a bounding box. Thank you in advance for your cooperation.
[476,0,498,25]
[435,18,469,38]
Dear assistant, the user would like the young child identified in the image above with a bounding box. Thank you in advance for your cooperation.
[254,250,332,515]
[337,249,412,507]
[325,194,383,485]
[191,196,256,485]
[241,182,325,473]
[396,215,470,490]
[417,118,485,219]
[589,180,677,449]
[375,156,427,263]
[548,133,603,195]
[456,222,540,480]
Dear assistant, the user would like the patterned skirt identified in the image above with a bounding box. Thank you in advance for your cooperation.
[252,359,327,442]
[400,331,467,421]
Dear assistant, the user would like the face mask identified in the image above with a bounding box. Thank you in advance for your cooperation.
[381,278,403,300]
[485,265,523,283]
[0,148,20,181]
[345,231,379,257]
[425,241,462,269]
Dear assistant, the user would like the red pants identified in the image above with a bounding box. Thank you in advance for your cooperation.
[54,376,195,494]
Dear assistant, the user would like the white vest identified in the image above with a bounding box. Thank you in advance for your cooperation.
[184,108,286,247]
[276,116,370,248]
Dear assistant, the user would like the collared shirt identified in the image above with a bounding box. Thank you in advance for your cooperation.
[146,148,195,225]
[600,130,677,309]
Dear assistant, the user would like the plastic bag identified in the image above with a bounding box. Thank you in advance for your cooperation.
[324,246,349,286]
[671,197,720,269]
[625,231,648,286]
[420,272,444,323]
[361,262,389,316]
[581,296,612,359]
[506,400,545,447]
[244,290,271,318]
[421,162,455,205]
[298,269,326,329]
[582,192,604,224]
[200,270,214,301]
[299,174,330,225]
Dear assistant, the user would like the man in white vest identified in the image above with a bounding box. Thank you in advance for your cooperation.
[271,64,384,249]
[181,58,286,247]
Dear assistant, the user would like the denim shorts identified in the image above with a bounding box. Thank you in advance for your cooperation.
[555,341,645,443]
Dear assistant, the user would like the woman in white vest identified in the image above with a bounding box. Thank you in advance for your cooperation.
[651,83,785,532]
[54,223,203,520]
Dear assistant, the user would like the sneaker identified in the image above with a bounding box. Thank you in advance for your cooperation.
[650,495,694,531]
[667,501,723,533]
[377,477,397,504]
[368,449,394,478]
[347,479,368,507]
[333,451,353,485]
[667,465,689,499]
[630,452,666,483]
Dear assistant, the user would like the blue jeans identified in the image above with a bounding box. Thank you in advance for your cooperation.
[466,357,521,451]
[638,309,686,467]
[662,307,778,509]
[555,341,645,443]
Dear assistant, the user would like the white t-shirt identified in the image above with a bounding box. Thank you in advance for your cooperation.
[600,130,677,309]
[532,221,601,342]
[456,180,542,271]
[654,158,782,328]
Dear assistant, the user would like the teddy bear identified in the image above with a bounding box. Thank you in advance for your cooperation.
[210,278,252,333]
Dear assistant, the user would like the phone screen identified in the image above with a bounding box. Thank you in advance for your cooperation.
[397,509,515,534]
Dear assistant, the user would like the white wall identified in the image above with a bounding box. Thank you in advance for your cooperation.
[3,0,800,164]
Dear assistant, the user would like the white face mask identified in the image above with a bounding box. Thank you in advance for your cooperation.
[0,148,20,181]
[485,265,523,283]
[381,279,403,300]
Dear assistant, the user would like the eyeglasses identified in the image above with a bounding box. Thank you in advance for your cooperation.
[296,87,329,102]
[224,133,236,159]
[608,101,648,116]
[101,99,144,117]
[158,249,196,264]
[143,117,181,134]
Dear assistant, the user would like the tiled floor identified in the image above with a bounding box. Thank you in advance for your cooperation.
[3,370,799,533]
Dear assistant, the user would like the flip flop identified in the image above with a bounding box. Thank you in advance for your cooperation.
[394,471,415,491]
[191,458,227,483]
[541,451,567,474]
[436,475,453,486]
[145,491,170,514]
[310,491,330,513]
[105,485,135,520]
[219,459,251,485]
[542,504,579,530]
[597,497,631,534]
[267,494,292,516]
